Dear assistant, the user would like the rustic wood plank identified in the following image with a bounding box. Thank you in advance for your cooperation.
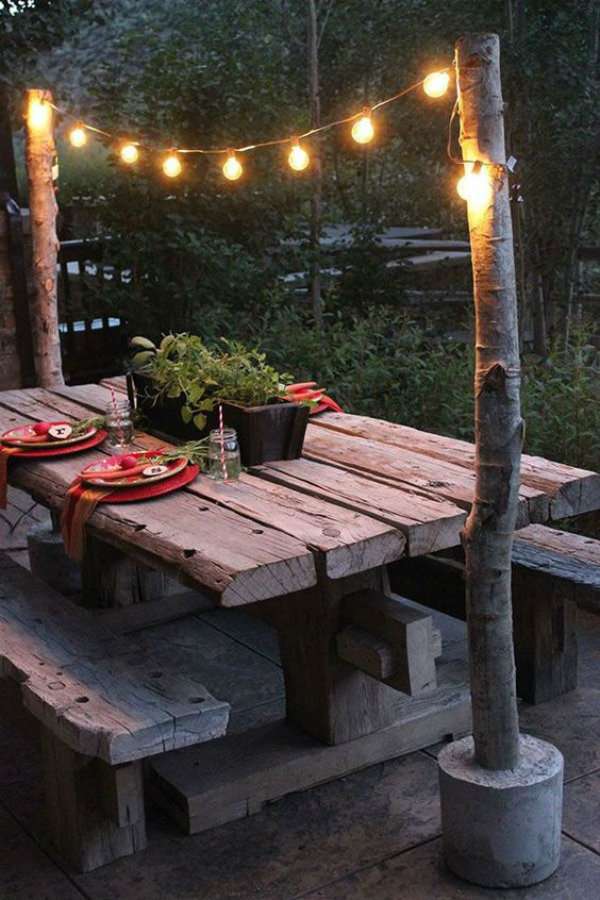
[183,472,406,579]
[36,386,410,577]
[514,524,600,579]
[0,401,318,605]
[0,387,407,581]
[253,457,466,556]
[148,678,471,835]
[313,412,600,520]
[302,424,547,525]
[0,559,230,764]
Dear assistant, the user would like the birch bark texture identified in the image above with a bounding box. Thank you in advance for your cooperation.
[456,34,522,770]
[25,89,64,387]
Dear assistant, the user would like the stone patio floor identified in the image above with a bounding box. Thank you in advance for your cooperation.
[2,486,600,900]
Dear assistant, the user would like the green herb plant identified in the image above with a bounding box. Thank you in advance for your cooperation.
[130,334,293,432]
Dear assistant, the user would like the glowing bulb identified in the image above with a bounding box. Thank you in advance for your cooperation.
[351,112,374,145]
[456,169,491,205]
[120,143,139,164]
[28,98,51,130]
[223,152,243,181]
[423,71,450,98]
[69,126,87,148]
[288,142,310,172]
[162,153,182,178]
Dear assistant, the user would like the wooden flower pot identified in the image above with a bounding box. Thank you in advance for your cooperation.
[130,372,309,466]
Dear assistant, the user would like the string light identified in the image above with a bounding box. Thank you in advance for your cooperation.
[69,125,87,147]
[351,109,375,145]
[120,142,139,164]
[456,164,491,207]
[423,71,450,98]
[162,152,182,178]
[288,141,310,172]
[223,151,243,181]
[28,97,51,130]
[40,68,455,184]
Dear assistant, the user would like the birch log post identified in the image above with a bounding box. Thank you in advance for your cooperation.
[456,34,521,771]
[25,89,64,387]
[437,35,563,888]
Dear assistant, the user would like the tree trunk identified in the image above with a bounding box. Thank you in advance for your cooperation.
[456,34,522,770]
[0,85,19,198]
[25,89,64,387]
[307,0,323,330]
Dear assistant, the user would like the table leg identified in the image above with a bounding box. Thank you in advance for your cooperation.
[81,535,170,609]
[273,567,407,745]
[149,566,472,835]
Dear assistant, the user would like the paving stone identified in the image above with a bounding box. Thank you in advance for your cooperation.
[74,752,441,900]
[563,770,600,853]
[301,834,600,899]
[0,804,84,900]
[519,687,600,782]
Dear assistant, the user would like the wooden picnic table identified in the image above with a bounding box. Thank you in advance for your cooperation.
[2,381,599,833]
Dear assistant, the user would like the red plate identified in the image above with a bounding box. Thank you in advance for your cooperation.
[96,463,200,503]
[7,430,108,458]
[80,450,186,488]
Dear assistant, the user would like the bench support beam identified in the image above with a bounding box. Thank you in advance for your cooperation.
[41,730,147,872]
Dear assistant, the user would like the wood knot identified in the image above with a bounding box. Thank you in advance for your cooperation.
[482,363,507,392]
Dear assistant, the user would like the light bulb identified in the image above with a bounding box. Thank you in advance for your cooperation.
[162,153,182,178]
[28,98,51,130]
[423,71,450,98]
[288,142,310,172]
[351,112,374,145]
[456,169,491,205]
[69,126,87,148]
[223,152,243,181]
[120,143,139,164]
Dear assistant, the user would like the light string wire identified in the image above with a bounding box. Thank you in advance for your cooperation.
[46,68,451,158]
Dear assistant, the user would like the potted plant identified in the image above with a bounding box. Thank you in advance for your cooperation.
[128,333,312,466]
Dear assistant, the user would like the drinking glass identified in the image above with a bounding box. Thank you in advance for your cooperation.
[104,400,135,453]
[207,428,241,482]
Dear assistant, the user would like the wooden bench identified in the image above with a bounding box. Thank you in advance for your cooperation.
[0,553,230,872]
[388,524,600,705]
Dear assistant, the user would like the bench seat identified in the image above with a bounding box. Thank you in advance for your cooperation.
[0,553,230,871]
[513,524,600,605]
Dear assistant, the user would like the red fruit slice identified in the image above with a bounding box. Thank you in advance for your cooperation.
[48,424,73,440]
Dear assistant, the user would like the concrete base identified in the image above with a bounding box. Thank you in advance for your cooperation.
[27,525,81,596]
[438,733,563,888]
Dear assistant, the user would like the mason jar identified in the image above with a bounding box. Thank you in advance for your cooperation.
[104,399,135,453]
[207,428,241,482]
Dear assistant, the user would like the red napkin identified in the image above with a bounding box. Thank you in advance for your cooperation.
[0,445,20,509]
